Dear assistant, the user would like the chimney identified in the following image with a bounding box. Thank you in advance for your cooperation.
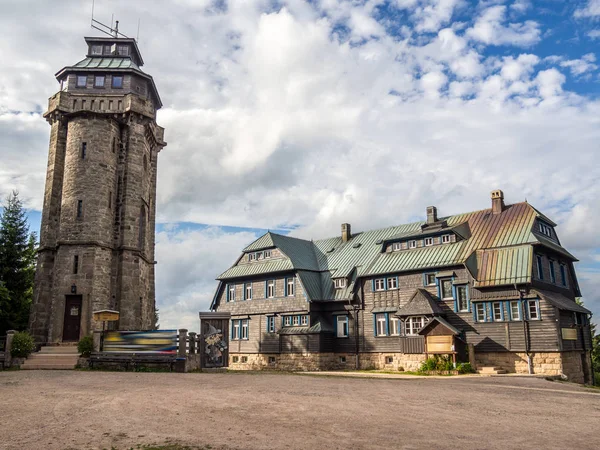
[491,189,505,214]
[341,223,351,242]
[426,206,438,224]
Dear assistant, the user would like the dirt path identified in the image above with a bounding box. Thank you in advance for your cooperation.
[0,371,598,450]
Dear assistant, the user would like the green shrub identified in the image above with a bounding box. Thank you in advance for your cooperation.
[419,355,457,373]
[456,362,475,374]
[10,331,35,358]
[419,357,438,372]
[77,335,94,357]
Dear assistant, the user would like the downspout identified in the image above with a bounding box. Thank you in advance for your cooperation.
[518,287,533,375]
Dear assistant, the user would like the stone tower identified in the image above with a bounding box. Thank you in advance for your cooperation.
[29,34,166,343]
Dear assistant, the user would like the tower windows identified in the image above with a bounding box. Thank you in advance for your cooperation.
[73,255,79,274]
[112,76,123,88]
[76,75,87,88]
[112,137,116,153]
[76,200,83,218]
[117,45,129,56]
[91,45,103,55]
[94,75,105,88]
[81,142,87,159]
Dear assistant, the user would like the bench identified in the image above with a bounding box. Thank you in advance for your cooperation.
[90,352,178,372]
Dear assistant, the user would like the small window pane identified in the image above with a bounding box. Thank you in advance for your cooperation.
[476,303,486,322]
[441,279,453,299]
[457,286,468,311]
[94,76,105,87]
[112,76,123,88]
[76,75,87,87]
[493,302,503,321]
[425,273,436,286]
[91,45,103,55]
[510,301,521,320]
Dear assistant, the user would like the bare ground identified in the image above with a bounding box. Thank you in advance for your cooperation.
[1,370,599,450]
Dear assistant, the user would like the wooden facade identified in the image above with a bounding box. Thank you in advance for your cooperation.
[212,192,594,383]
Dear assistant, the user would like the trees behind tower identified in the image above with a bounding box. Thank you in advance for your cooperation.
[0,191,37,336]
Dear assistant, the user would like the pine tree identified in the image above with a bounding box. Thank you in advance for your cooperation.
[0,191,37,335]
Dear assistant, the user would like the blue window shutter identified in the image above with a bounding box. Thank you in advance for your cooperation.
[226,284,230,302]
[507,301,512,321]
[452,285,458,312]
[243,283,246,301]
[373,314,377,337]
[272,279,276,297]
[487,303,492,322]
[371,279,375,292]
[345,316,349,336]
[395,276,399,289]
[385,313,390,335]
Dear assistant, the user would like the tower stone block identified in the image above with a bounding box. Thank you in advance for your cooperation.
[29,35,166,343]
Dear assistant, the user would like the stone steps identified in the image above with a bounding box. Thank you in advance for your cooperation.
[477,366,507,375]
[21,345,80,370]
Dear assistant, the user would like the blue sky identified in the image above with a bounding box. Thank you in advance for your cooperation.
[1,0,600,331]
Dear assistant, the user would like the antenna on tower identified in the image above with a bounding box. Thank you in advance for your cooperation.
[90,0,131,40]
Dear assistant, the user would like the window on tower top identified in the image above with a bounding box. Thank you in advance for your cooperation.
[91,45,103,55]
[76,75,87,88]
[117,45,129,56]
[112,76,123,88]
[94,76,105,88]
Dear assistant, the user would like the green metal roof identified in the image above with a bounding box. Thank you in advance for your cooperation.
[216,202,576,301]
[72,57,142,71]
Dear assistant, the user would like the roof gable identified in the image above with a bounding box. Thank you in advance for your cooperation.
[396,289,444,316]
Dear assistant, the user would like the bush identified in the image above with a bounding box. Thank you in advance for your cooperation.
[456,362,475,374]
[77,335,94,357]
[10,331,35,358]
[418,355,456,373]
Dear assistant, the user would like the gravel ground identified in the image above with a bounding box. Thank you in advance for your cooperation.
[0,370,599,450]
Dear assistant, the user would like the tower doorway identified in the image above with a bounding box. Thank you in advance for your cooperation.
[63,295,82,341]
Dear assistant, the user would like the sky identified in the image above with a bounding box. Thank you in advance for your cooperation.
[1,0,600,332]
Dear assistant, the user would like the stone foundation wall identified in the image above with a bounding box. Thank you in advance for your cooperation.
[475,351,591,383]
[227,352,426,372]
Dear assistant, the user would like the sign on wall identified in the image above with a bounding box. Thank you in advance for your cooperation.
[561,328,578,341]
[103,330,177,353]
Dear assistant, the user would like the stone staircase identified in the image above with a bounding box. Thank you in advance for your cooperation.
[21,344,80,370]
[477,366,507,375]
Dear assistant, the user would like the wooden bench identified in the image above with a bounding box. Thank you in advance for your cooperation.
[90,352,178,372]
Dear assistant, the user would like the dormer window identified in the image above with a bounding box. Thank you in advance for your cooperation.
[117,45,129,56]
[334,278,347,289]
[76,75,87,88]
[424,237,433,247]
[539,222,553,238]
[392,242,401,251]
[442,234,451,244]
[264,250,272,258]
[409,240,417,249]
[91,45,103,55]
[94,75,105,88]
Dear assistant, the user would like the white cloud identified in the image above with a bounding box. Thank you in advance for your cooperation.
[2,0,600,328]
[588,29,600,39]
[574,0,600,18]
[466,5,541,47]
[559,53,598,76]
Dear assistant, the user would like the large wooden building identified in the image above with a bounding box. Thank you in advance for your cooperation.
[211,190,594,383]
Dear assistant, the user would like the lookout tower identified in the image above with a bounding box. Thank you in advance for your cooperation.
[29,25,166,343]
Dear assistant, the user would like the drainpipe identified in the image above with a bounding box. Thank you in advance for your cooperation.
[518,287,533,375]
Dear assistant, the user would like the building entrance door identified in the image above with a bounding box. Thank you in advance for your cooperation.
[63,295,82,341]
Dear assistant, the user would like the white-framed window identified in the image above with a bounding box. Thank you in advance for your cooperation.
[337,315,349,338]
[527,300,540,320]
[387,277,398,290]
[510,301,521,321]
[293,315,300,326]
[301,315,308,326]
[94,75,105,87]
[456,285,468,312]
[549,260,556,284]
[232,320,240,339]
[409,240,417,249]
[264,250,272,258]
[282,315,308,327]
[287,278,295,296]
[117,44,129,56]
[424,273,436,286]
[284,316,292,326]
[405,316,425,336]
[334,278,347,289]
[442,234,452,244]
[76,75,87,87]
[266,316,275,333]
[389,317,400,336]
[267,280,274,298]
[392,242,402,251]
[241,319,249,340]
[559,264,568,287]
[255,251,264,260]
[245,283,252,300]
[424,237,434,246]
[91,44,103,55]
[248,253,255,261]
[475,303,486,322]
[492,302,503,321]
[441,279,453,299]
[374,278,385,291]
[536,255,544,280]
[539,222,553,237]
[376,314,387,336]
[228,284,236,302]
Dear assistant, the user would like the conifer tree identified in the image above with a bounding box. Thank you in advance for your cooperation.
[0,191,37,335]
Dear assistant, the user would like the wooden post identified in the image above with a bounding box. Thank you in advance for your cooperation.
[178,329,188,357]
[92,330,102,352]
[468,343,476,369]
[4,330,16,368]
[188,332,196,355]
